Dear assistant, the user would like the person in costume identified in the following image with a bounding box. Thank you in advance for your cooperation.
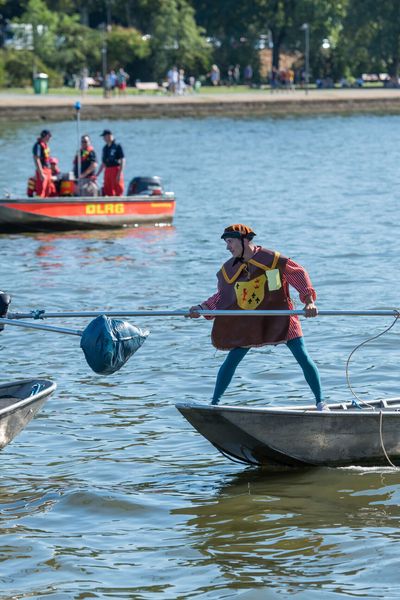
[188,224,328,411]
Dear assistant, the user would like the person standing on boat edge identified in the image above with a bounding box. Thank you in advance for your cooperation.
[188,224,328,411]
[96,130,125,196]
[32,130,52,197]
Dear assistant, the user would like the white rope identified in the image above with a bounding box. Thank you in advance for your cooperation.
[345,311,400,468]
[379,411,398,469]
[345,310,400,409]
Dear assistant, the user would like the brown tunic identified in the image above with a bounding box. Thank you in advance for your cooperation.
[211,247,291,350]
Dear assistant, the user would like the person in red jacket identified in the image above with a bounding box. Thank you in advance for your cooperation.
[96,130,125,196]
[32,130,52,197]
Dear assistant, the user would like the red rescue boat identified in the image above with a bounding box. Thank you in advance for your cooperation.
[0,176,175,233]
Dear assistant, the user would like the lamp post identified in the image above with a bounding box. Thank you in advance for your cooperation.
[301,23,310,94]
[101,23,108,98]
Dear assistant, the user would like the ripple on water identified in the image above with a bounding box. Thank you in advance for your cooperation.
[1,115,400,598]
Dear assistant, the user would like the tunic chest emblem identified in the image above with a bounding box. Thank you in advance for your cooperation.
[235,274,266,309]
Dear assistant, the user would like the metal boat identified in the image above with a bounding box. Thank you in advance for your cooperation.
[176,397,400,468]
[0,193,175,232]
[0,379,56,449]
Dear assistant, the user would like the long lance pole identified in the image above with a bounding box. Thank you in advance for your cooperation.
[7,309,400,319]
[0,317,82,336]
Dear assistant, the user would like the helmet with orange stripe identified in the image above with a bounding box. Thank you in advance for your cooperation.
[221,224,256,241]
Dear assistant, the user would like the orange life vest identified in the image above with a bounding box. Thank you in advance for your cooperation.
[27,176,36,197]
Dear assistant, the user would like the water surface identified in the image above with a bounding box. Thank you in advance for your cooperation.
[0,115,399,598]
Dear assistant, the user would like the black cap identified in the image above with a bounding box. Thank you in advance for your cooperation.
[40,129,51,138]
[100,129,112,136]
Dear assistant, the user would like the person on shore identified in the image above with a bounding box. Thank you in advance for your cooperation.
[209,64,220,86]
[32,129,53,197]
[96,130,125,196]
[188,224,327,410]
[117,68,129,95]
[233,64,240,85]
[176,68,186,95]
[227,65,234,86]
[73,135,98,195]
[167,66,179,94]
[244,64,253,86]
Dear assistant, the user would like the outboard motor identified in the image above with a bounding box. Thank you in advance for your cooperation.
[127,176,163,196]
[0,291,11,332]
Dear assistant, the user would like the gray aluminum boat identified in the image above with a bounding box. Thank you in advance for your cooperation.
[176,397,400,468]
[0,379,56,450]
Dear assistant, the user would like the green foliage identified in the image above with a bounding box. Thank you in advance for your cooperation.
[106,26,150,71]
[13,0,102,77]
[1,0,400,86]
[0,49,63,86]
[193,0,262,77]
[53,14,101,74]
[150,0,211,79]
[341,0,400,76]
[16,0,58,56]
[0,53,6,87]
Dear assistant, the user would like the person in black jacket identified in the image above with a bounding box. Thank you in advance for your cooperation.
[96,130,125,196]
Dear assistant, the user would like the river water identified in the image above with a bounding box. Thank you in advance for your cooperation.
[0,114,400,599]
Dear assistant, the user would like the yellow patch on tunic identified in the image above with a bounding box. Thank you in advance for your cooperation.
[266,269,282,291]
[235,275,266,309]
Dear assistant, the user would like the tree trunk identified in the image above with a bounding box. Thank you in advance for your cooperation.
[80,5,89,27]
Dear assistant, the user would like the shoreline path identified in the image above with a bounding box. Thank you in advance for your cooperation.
[0,88,400,121]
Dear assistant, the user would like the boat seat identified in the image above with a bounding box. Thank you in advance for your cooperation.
[341,403,348,410]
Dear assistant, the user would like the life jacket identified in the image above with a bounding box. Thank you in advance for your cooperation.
[211,247,291,350]
[74,145,95,177]
[81,145,94,161]
[27,176,36,197]
[37,140,51,168]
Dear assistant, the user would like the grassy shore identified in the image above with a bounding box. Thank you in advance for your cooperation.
[0,86,400,121]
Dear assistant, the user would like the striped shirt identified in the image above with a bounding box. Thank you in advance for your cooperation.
[201,256,317,340]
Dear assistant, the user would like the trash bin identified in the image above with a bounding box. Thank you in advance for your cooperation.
[33,73,48,94]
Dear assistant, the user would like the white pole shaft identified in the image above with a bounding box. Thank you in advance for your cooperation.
[76,111,81,181]
[0,317,82,336]
[7,309,400,319]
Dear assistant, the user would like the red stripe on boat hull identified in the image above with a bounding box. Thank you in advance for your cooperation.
[0,195,176,232]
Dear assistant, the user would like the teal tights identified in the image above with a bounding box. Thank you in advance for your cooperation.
[211,336,323,405]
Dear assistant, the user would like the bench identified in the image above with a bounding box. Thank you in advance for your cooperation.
[135,82,162,92]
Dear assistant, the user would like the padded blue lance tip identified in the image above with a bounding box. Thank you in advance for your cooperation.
[80,315,149,375]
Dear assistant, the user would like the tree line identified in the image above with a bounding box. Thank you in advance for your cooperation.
[0,0,399,88]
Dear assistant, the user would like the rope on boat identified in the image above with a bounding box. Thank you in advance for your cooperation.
[345,310,400,469]
[345,310,400,408]
[379,411,397,469]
